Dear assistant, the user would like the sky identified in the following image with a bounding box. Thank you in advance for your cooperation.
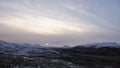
[0,0,120,46]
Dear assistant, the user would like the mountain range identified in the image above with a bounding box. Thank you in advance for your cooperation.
[0,40,120,68]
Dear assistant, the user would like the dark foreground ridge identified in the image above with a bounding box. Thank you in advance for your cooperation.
[0,40,120,68]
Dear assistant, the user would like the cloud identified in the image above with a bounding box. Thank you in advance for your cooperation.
[0,0,120,46]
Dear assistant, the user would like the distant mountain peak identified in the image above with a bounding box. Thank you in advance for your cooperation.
[80,42,120,48]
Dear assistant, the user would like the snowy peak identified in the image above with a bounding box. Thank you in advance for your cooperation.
[81,42,120,48]
[0,40,41,47]
[0,40,59,56]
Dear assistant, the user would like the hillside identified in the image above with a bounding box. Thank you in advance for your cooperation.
[0,40,120,68]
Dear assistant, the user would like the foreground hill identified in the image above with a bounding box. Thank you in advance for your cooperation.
[0,40,120,68]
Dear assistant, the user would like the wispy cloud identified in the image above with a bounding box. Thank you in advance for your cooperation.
[0,0,120,46]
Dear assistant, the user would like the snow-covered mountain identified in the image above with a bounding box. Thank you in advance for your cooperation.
[75,42,120,48]
[0,40,120,68]
[0,40,120,57]
[0,40,59,57]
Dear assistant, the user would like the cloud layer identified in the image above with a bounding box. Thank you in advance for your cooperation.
[0,0,120,46]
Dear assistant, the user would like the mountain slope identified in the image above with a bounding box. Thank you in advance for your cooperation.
[0,40,120,68]
[0,40,120,57]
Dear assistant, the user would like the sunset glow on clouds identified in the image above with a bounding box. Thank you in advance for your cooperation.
[0,0,120,46]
